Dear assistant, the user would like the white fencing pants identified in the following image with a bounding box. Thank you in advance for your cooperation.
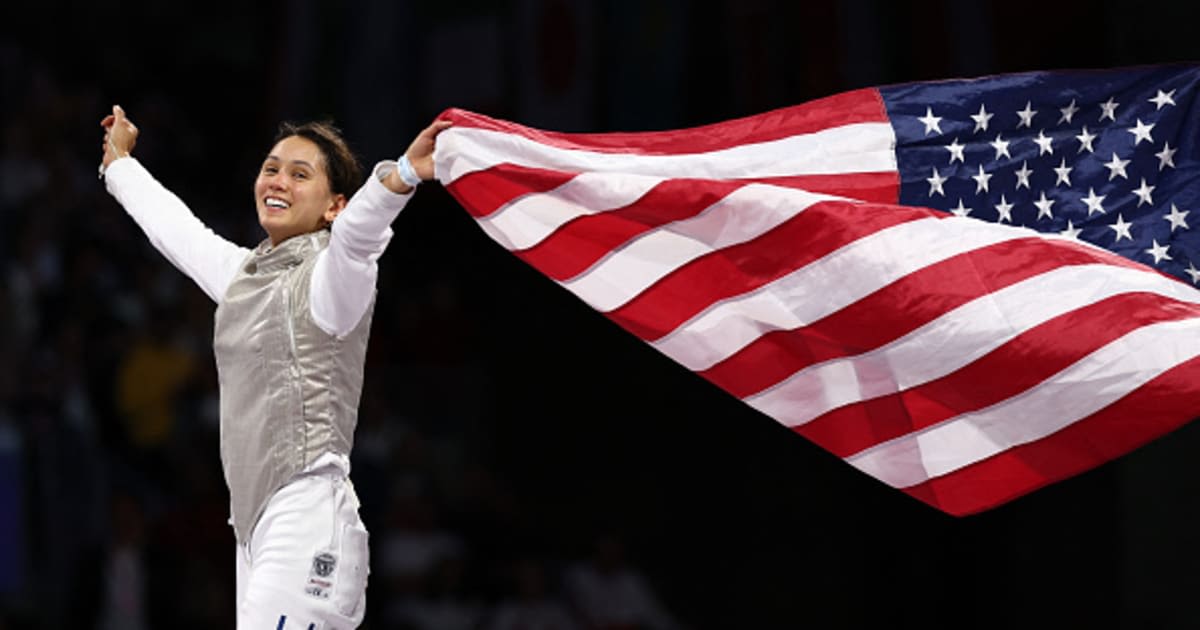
[235,473,369,629]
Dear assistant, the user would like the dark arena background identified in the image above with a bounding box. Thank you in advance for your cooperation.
[3,1,1200,628]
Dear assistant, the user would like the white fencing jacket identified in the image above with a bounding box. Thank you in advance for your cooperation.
[105,157,412,542]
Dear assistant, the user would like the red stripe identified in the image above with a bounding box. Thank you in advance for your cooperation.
[444,163,578,219]
[494,172,900,283]
[435,88,887,156]
[699,237,1154,399]
[899,353,1200,516]
[601,200,943,336]
[798,291,1200,458]
[512,179,745,280]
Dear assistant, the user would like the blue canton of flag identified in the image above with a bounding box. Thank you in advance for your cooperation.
[883,64,1200,285]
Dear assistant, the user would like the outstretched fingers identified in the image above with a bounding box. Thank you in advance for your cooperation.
[424,119,454,137]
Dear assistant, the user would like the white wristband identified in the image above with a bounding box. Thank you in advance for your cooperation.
[396,154,421,188]
[98,138,125,179]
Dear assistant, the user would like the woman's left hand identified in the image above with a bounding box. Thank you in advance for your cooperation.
[405,119,454,181]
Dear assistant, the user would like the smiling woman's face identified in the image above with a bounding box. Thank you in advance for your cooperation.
[254,135,346,245]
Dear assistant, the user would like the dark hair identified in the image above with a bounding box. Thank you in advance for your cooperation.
[273,120,363,198]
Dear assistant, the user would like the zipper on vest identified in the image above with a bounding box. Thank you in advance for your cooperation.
[282,285,306,417]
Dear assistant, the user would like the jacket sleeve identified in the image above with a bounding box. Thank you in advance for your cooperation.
[104,157,250,303]
[310,161,415,337]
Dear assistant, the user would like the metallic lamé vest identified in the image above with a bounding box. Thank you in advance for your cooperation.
[213,231,374,543]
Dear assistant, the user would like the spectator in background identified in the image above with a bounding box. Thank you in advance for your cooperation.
[99,494,148,630]
[563,534,686,630]
[0,407,22,601]
[377,483,468,624]
[390,554,483,630]
[116,301,196,454]
[487,557,581,630]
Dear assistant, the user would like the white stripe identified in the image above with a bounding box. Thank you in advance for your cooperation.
[560,184,835,311]
[847,316,1200,488]
[478,172,665,251]
[747,263,1200,426]
[434,123,898,185]
[652,215,1032,371]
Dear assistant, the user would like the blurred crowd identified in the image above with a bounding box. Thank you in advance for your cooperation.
[0,43,691,630]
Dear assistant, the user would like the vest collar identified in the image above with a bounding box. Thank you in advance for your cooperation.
[249,231,330,274]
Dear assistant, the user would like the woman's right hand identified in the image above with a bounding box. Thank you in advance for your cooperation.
[100,105,138,168]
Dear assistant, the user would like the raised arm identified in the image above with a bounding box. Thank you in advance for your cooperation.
[310,119,453,337]
[101,105,249,303]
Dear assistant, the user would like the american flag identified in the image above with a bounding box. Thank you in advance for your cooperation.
[432,63,1200,516]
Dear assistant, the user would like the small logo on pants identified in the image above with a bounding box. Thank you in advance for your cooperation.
[306,551,337,599]
[312,552,337,578]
